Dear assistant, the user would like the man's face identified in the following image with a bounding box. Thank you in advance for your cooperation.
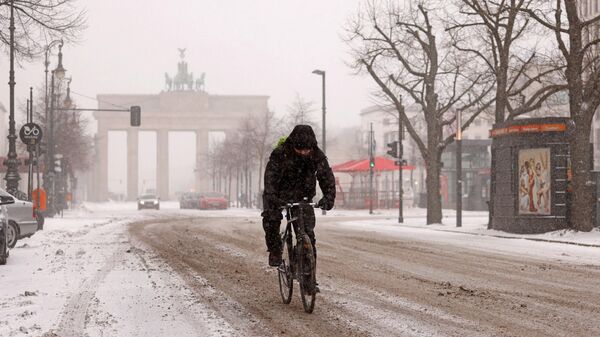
[294,147,312,157]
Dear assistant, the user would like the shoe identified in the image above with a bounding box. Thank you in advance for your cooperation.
[269,251,282,267]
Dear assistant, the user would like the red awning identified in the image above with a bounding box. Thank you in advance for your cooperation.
[333,156,415,173]
[331,159,361,172]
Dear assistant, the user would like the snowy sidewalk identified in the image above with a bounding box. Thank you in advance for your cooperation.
[0,204,242,337]
[320,207,600,248]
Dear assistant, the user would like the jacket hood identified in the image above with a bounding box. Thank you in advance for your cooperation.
[285,125,318,149]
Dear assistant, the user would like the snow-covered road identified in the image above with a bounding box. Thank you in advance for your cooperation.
[0,202,599,336]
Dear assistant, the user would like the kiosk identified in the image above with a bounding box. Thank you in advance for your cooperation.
[489,117,571,233]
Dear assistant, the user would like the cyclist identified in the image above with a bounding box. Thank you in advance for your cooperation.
[262,125,336,269]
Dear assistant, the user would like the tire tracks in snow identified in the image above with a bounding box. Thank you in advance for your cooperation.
[54,250,123,337]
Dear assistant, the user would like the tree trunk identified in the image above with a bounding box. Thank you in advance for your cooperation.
[564,1,593,231]
[257,157,264,194]
[495,67,508,123]
[570,114,594,231]
[426,148,443,224]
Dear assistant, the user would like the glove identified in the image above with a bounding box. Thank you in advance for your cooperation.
[317,197,334,210]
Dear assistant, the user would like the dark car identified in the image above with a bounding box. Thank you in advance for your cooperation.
[179,192,201,209]
[138,194,160,210]
[199,192,228,210]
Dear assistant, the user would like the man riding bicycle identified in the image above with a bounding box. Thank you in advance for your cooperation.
[262,125,336,269]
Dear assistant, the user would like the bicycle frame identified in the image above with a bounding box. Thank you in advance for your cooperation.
[282,201,316,258]
[278,200,318,312]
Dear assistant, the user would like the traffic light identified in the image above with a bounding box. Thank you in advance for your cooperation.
[130,106,141,127]
[387,141,399,158]
[54,154,62,173]
[370,157,375,168]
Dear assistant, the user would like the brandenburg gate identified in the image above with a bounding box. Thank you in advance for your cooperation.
[89,51,268,201]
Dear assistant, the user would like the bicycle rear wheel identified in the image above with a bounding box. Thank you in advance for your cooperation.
[298,234,316,313]
[278,232,293,304]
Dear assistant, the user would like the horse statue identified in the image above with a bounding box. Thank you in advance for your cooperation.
[195,73,206,92]
[164,73,172,91]
[187,72,194,90]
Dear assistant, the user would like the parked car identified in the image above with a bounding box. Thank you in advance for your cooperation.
[0,188,38,249]
[138,194,160,210]
[0,193,16,265]
[199,192,228,210]
[179,192,201,209]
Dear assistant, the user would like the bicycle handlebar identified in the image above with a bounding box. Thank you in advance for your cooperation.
[280,202,318,210]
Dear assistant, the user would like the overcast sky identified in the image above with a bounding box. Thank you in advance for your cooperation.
[1,0,374,128]
[0,0,381,196]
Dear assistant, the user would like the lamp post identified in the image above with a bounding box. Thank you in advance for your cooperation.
[456,110,462,228]
[312,69,326,215]
[4,0,20,195]
[44,44,67,216]
[398,99,405,223]
[44,39,64,132]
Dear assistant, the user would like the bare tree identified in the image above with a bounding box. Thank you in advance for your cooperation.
[284,93,320,135]
[30,84,93,172]
[244,110,281,191]
[0,0,86,61]
[520,1,600,231]
[346,0,494,224]
[447,0,567,123]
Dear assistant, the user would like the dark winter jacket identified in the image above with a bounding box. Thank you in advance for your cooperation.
[262,125,336,209]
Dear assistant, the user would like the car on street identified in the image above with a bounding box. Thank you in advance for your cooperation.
[138,194,160,210]
[179,192,201,209]
[199,192,228,210]
[0,188,38,249]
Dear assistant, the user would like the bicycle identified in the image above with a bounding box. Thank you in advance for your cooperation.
[277,199,318,313]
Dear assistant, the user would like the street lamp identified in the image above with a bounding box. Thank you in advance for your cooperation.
[63,77,73,109]
[456,109,462,228]
[54,43,66,81]
[312,69,326,215]
[4,0,20,195]
[44,45,68,216]
[44,39,64,128]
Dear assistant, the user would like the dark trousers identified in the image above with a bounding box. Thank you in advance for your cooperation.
[261,206,316,259]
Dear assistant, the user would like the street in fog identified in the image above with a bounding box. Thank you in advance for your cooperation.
[2,1,600,337]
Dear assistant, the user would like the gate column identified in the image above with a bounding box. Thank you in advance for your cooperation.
[195,130,208,193]
[96,126,109,201]
[157,129,169,199]
[127,129,139,200]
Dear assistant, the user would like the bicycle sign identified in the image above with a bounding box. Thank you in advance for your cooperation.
[19,123,43,145]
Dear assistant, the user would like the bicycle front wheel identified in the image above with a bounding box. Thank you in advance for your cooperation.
[298,234,316,313]
[278,232,293,304]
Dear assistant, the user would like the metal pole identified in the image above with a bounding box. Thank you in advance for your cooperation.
[369,123,374,215]
[456,110,462,228]
[46,71,56,216]
[27,88,34,201]
[36,145,40,209]
[5,0,21,195]
[398,102,404,223]
[321,72,326,215]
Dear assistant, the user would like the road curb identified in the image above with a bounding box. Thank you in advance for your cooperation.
[402,225,600,248]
